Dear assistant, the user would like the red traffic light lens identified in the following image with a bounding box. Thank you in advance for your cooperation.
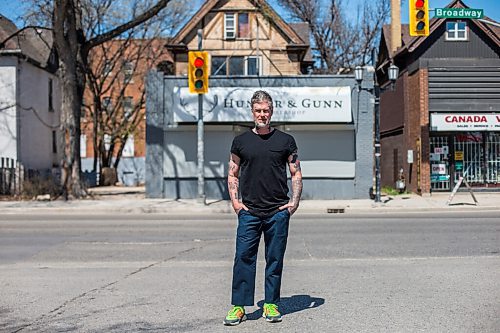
[194,57,204,68]
[415,0,424,7]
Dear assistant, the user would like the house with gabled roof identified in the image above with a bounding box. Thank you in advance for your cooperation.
[376,0,500,194]
[146,1,377,200]
[0,15,61,176]
[166,0,314,76]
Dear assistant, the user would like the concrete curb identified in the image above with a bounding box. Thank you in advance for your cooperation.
[1,200,499,215]
[2,188,500,215]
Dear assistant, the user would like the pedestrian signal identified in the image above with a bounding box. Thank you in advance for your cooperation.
[188,51,209,94]
[409,0,429,36]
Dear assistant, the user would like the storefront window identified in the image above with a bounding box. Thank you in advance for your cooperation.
[431,132,500,191]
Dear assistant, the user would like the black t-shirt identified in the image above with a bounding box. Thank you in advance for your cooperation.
[230,128,298,218]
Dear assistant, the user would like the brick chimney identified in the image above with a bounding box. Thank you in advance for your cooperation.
[391,0,402,54]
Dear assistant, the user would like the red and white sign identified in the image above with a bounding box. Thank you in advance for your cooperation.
[431,114,500,131]
[431,164,446,175]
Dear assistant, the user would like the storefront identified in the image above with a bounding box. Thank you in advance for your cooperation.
[430,114,500,191]
[145,74,375,199]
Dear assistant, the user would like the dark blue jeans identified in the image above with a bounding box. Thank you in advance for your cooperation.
[231,209,290,306]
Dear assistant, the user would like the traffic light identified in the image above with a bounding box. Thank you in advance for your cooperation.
[188,51,209,94]
[409,0,429,36]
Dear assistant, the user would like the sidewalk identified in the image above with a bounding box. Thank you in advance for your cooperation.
[1,186,499,215]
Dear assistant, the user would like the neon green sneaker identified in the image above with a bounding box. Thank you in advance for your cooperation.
[223,306,246,326]
[262,303,282,322]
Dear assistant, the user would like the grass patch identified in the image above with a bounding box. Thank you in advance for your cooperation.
[382,186,409,196]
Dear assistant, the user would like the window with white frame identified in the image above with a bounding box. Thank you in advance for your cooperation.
[211,56,262,76]
[245,56,261,75]
[102,97,112,114]
[123,61,134,83]
[103,61,113,77]
[238,13,249,38]
[104,134,112,151]
[80,135,87,158]
[122,135,134,157]
[446,21,467,41]
[81,96,87,119]
[224,13,236,39]
[122,96,133,119]
[224,13,250,39]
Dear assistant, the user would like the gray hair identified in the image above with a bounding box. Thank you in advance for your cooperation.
[251,90,273,113]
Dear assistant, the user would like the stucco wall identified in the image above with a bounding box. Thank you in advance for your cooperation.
[17,61,61,170]
[0,58,18,160]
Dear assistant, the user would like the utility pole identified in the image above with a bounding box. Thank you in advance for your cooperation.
[374,83,382,203]
[196,29,205,204]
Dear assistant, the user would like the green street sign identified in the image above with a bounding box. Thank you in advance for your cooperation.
[435,8,484,19]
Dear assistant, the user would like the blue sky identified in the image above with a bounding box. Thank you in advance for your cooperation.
[0,0,498,29]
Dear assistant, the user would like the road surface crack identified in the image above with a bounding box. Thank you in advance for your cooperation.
[11,247,198,332]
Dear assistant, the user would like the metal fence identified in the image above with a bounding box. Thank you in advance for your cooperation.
[454,133,483,185]
[486,133,500,184]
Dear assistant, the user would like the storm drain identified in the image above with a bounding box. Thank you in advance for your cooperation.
[327,207,345,213]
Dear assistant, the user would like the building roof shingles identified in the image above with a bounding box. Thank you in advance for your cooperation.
[0,15,55,70]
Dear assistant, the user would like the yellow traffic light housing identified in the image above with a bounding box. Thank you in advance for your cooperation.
[409,0,429,36]
[188,51,209,94]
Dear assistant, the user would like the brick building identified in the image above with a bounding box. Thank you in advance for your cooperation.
[377,0,500,194]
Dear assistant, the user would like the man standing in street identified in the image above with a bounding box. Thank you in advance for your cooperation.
[223,90,303,326]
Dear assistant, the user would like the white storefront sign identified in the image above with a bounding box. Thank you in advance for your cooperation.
[431,114,500,131]
[172,86,352,123]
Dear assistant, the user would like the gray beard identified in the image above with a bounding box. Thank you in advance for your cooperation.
[255,122,269,129]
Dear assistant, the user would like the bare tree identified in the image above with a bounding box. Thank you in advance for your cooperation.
[79,1,186,185]
[276,0,390,73]
[83,36,172,184]
[20,0,175,198]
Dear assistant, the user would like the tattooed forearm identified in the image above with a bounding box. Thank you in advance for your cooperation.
[290,176,303,206]
[228,176,239,202]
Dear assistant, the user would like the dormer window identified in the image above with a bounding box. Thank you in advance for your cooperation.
[238,13,249,38]
[446,21,467,41]
[224,13,249,39]
[225,13,236,39]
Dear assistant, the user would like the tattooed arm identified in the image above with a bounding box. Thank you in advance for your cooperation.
[279,151,303,215]
[228,153,248,214]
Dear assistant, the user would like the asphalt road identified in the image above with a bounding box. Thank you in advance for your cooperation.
[0,212,499,332]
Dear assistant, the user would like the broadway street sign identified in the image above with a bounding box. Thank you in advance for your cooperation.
[434,8,483,19]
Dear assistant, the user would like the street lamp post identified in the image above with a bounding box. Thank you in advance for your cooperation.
[355,64,399,203]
